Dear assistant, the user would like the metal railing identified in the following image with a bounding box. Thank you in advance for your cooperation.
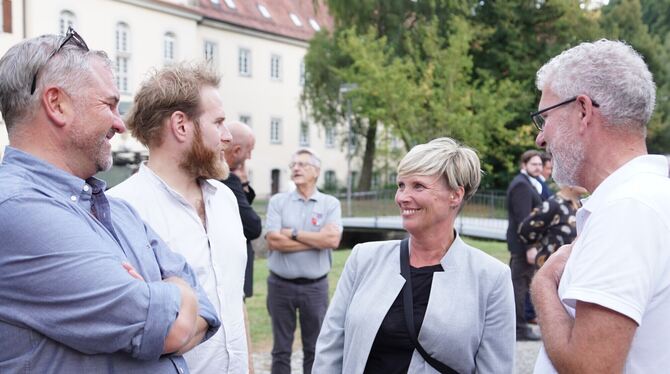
[333,189,507,219]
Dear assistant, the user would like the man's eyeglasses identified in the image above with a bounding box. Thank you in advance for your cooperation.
[530,96,600,131]
[30,26,89,95]
[289,161,315,169]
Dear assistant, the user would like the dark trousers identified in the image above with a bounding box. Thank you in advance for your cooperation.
[243,244,254,298]
[267,273,329,374]
[510,253,535,335]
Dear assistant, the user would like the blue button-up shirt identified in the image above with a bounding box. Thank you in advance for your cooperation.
[0,147,220,373]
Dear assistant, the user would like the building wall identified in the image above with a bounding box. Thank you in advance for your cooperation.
[0,0,25,160]
[0,0,349,196]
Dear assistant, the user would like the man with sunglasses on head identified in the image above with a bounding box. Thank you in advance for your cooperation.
[530,40,670,373]
[0,29,220,373]
[265,148,342,374]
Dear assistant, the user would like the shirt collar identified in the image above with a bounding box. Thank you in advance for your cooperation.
[290,187,321,202]
[578,155,667,230]
[2,146,105,198]
[137,162,219,200]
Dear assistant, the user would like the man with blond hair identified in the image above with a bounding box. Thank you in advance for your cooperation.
[0,29,219,373]
[109,64,249,373]
[531,40,670,373]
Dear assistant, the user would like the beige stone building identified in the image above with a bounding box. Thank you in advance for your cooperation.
[0,0,349,197]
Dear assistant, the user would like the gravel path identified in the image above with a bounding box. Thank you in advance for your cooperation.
[252,340,542,373]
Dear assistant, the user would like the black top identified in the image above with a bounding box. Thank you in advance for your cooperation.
[221,173,262,241]
[364,263,444,374]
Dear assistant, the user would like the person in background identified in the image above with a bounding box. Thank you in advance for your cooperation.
[518,185,586,268]
[265,147,342,374]
[0,29,219,373]
[537,153,554,199]
[506,150,543,341]
[314,137,515,374]
[223,120,262,300]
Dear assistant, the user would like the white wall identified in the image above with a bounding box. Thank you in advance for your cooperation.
[1,0,349,196]
[200,23,349,196]
[0,0,25,158]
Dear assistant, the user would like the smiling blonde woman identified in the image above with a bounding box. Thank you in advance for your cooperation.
[313,137,515,374]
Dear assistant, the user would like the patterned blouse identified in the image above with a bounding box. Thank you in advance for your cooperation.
[517,194,580,268]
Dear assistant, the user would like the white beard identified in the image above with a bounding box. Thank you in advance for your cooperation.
[550,125,585,186]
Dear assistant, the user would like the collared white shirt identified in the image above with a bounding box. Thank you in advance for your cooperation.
[109,163,248,374]
[521,169,543,194]
[534,155,670,373]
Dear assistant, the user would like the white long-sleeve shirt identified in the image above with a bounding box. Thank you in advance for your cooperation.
[109,163,248,374]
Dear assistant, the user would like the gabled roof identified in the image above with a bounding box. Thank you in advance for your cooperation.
[196,0,333,42]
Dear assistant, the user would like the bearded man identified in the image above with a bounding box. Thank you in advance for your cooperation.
[109,64,250,374]
[530,40,670,373]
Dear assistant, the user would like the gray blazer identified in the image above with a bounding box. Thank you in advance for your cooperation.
[313,233,515,374]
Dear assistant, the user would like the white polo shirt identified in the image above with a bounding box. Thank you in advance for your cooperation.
[534,155,670,373]
[109,163,248,374]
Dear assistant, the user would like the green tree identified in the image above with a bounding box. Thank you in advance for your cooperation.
[601,0,670,153]
[470,0,601,184]
[303,0,526,190]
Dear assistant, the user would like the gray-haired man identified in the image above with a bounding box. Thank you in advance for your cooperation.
[265,148,342,374]
[531,40,670,373]
[0,29,219,373]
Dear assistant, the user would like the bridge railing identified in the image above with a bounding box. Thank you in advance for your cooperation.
[334,189,507,219]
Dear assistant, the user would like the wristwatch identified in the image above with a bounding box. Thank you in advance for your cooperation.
[291,228,298,241]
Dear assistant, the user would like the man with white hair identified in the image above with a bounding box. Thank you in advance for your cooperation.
[265,148,343,374]
[530,39,670,372]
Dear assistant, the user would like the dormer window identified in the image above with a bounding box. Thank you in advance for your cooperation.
[289,13,302,27]
[309,18,320,31]
[257,4,271,18]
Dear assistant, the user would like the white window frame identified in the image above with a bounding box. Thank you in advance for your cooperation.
[325,127,335,148]
[299,59,306,86]
[289,13,302,27]
[59,10,76,35]
[309,18,321,31]
[270,118,282,144]
[204,40,217,65]
[257,4,271,18]
[239,48,251,77]
[270,54,282,81]
[115,23,131,93]
[224,0,236,9]
[239,114,252,127]
[299,121,309,146]
[115,56,130,93]
[163,32,176,64]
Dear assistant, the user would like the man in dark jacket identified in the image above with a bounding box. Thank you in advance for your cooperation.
[223,121,262,298]
[506,150,543,341]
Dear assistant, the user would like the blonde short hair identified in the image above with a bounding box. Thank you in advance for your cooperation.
[397,137,481,201]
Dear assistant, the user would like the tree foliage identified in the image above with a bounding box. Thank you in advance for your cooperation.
[302,0,670,191]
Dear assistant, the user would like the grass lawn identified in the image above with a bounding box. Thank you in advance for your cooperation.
[246,237,509,352]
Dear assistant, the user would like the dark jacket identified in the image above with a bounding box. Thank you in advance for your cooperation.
[222,173,262,297]
[506,173,542,255]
